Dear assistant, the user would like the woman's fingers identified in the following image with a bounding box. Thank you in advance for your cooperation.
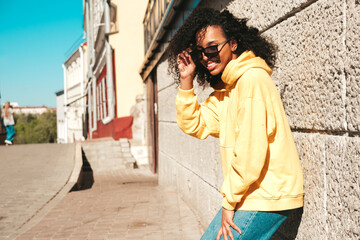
[185,50,195,65]
[230,221,242,235]
[217,227,237,240]
[177,50,193,66]
[222,226,229,240]
[216,228,222,240]
[183,51,192,65]
[226,225,235,240]
[177,53,185,65]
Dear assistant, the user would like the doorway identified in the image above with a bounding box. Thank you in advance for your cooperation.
[145,72,158,173]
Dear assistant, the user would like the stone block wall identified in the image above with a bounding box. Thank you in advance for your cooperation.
[154,0,360,238]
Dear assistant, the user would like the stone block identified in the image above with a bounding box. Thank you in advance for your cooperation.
[158,121,193,168]
[325,136,346,239]
[345,0,360,131]
[266,0,346,131]
[188,136,219,187]
[176,163,199,212]
[158,151,178,187]
[157,85,178,122]
[156,58,175,91]
[227,0,310,30]
[158,121,220,189]
[342,137,360,238]
[290,132,327,239]
[197,179,222,229]
[193,82,214,103]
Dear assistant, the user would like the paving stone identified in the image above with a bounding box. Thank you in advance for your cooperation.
[14,139,203,239]
[0,144,74,240]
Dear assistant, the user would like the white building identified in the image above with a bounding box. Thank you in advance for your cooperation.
[56,90,66,144]
[62,43,87,143]
[12,106,54,115]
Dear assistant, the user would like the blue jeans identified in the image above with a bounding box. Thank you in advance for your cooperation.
[5,125,15,142]
[201,208,294,240]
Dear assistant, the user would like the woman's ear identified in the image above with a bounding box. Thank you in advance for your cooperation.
[230,39,237,52]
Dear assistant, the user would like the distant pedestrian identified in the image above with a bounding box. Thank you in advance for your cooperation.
[167,8,304,240]
[2,101,15,145]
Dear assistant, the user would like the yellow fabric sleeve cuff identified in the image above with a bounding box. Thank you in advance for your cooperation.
[177,87,195,100]
[222,197,237,211]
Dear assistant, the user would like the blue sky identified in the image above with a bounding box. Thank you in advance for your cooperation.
[0,0,84,107]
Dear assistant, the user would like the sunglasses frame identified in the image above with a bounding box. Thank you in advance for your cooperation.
[190,39,230,61]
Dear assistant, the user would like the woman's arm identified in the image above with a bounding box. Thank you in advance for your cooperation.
[176,49,220,139]
[176,89,220,139]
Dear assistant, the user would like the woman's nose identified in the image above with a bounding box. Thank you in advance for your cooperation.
[201,52,209,61]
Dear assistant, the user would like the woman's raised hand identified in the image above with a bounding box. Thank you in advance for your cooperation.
[177,48,196,90]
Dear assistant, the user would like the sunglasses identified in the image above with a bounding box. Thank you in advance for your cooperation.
[190,39,230,61]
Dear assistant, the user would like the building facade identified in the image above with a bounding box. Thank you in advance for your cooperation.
[56,90,66,144]
[83,0,147,143]
[140,0,360,239]
[62,44,87,143]
[12,106,54,115]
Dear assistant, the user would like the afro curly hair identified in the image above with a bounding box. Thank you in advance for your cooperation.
[166,8,277,87]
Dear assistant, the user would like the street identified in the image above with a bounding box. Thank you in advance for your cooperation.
[0,140,203,240]
[0,144,75,239]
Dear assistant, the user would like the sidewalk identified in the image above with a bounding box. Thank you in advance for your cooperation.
[0,143,75,240]
[16,140,203,240]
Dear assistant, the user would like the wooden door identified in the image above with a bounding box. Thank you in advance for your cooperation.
[146,73,158,173]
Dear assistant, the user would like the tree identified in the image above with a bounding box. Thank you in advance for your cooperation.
[13,111,57,144]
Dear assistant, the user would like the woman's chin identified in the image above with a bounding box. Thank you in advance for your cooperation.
[209,69,221,76]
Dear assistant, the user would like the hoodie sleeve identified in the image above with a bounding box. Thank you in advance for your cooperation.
[221,70,275,210]
[176,87,220,139]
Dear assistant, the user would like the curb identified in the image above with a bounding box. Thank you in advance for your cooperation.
[11,142,83,239]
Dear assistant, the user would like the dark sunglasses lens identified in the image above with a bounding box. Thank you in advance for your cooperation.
[204,46,219,58]
[190,50,202,61]
[205,46,218,53]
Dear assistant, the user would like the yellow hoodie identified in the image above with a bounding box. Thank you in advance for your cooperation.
[176,51,304,211]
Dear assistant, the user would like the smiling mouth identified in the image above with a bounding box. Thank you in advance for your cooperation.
[206,62,217,71]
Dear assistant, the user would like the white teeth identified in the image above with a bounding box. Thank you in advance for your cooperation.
[208,63,215,67]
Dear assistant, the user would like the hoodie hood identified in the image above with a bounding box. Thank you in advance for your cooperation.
[221,51,273,88]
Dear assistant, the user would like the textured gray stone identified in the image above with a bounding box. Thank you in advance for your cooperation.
[154,1,360,239]
[227,0,311,30]
[176,165,200,213]
[345,0,360,131]
[156,58,174,91]
[291,132,327,239]
[197,178,222,228]
[158,121,193,169]
[325,136,346,239]
[342,137,360,239]
[158,121,221,190]
[267,0,346,131]
[158,151,178,187]
[157,84,177,122]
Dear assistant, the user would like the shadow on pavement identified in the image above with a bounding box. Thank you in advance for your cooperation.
[70,148,94,191]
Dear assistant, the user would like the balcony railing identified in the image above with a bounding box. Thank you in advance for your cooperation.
[140,0,201,80]
[143,0,171,54]
[93,0,104,42]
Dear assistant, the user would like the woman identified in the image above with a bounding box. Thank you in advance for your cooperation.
[167,8,304,240]
[2,101,15,145]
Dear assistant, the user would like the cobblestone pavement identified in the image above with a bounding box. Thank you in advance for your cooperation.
[17,169,203,240]
[0,144,75,240]
[15,140,203,240]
